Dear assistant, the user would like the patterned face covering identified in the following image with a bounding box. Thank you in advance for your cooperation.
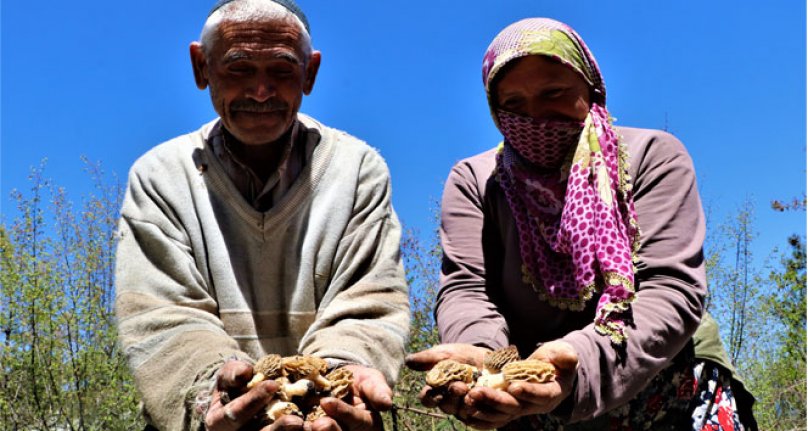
[496,110,584,169]
[483,18,641,345]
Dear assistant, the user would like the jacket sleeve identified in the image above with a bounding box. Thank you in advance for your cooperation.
[297,148,410,386]
[436,158,511,349]
[115,164,251,431]
[561,130,707,422]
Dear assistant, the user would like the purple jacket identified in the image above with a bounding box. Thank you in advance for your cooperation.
[436,127,706,422]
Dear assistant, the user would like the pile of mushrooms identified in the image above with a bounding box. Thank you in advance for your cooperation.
[425,345,556,391]
[246,354,354,423]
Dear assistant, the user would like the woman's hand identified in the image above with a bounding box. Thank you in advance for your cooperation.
[405,344,491,419]
[405,343,489,371]
[461,341,579,429]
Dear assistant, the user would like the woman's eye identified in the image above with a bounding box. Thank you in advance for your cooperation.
[500,98,522,111]
[544,88,565,99]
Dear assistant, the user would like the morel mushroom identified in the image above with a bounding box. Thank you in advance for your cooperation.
[247,354,283,389]
[266,398,303,423]
[483,345,520,374]
[425,359,479,389]
[252,354,358,424]
[502,359,556,384]
[325,367,354,400]
[476,345,521,389]
[305,404,327,422]
[477,359,556,390]
[275,377,316,401]
[301,367,355,423]
[282,355,332,391]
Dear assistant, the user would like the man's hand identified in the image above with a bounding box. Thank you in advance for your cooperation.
[308,364,391,431]
[404,344,491,420]
[205,360,299,430]
[460,341,579,429]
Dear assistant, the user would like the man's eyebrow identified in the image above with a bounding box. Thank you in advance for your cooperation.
[222,51,250,64]
[221,51,302,65]
[275,52,302,65]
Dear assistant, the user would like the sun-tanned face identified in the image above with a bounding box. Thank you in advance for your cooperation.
[190,15,321,146]
[494,55,591,122]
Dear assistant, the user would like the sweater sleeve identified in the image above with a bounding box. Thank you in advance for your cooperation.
[436,156,511,349]
[297,148,410,386]
[561,130,707,422]
[115,164,251,431]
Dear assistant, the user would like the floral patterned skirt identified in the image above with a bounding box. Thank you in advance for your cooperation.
[504,354,752,431]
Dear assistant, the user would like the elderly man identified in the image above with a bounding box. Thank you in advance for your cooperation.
[114,0,409,429]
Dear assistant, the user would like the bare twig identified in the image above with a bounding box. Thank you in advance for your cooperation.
[392,403,449,419]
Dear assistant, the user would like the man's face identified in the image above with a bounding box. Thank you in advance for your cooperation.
[191,16,321,146]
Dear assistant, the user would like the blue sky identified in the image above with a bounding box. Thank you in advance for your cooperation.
[2,1,805,265]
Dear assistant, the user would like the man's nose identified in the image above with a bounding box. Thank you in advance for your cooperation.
[247,76,275,102]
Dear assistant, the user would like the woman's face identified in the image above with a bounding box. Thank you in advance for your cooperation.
[493,55,591,121]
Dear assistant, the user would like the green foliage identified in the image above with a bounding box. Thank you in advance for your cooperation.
[766,235,806,362]
[703,199,766,365]
[744,235,806,430]
[381,225,470,431]
[0,161,143,431]
[704,198,807,430]
[1,163,805,430]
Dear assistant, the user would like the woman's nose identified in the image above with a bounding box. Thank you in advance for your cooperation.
[524,101,554,120]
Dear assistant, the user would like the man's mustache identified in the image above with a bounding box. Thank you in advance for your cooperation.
[230,99,289,113]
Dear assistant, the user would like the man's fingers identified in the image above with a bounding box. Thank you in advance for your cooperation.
[345,365,392,411]
[320,397,380,430]
[308,416,341,431]
[218,360,255,390]
[267,413,305,430]
[207,380,278,431]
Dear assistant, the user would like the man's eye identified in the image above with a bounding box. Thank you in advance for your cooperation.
[228,64,252,74]
[543,88,565,99]
[270,66,297,78]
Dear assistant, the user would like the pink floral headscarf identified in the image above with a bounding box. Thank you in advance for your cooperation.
[484,18,641,345]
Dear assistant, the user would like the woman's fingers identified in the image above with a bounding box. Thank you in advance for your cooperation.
[466,386,521,416]
[405,343,490,371]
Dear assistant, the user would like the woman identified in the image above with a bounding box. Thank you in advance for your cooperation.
[406,18,756,431]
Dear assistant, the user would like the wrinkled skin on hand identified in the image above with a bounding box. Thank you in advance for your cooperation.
[406,341,579,430]
[308,364,392,431]
[204,361,392,431]
[405,344,490,424]
[205,360,282,431]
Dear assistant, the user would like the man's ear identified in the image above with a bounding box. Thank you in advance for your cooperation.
[302,51,321,95]
[190,42,209,90]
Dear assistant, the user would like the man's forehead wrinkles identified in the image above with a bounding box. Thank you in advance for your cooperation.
[218,18,302,39]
